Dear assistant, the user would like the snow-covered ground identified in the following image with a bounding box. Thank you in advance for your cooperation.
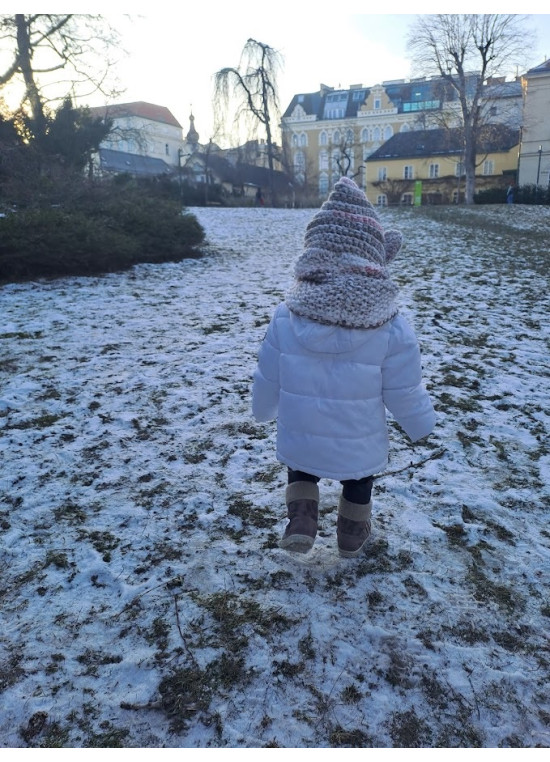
[1,203,549,748]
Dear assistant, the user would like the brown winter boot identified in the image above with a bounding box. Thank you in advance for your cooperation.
[337,496,372,558]
[279,481,319,553]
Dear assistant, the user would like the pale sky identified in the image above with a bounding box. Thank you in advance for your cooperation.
[101,5,550,144]
[4,4,550,146]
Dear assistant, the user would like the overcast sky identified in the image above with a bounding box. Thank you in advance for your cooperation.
[3,4,550,144]
[105,6,550,142]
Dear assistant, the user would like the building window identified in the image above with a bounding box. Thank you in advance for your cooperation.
[373,127,381,142]
[319,172,329,195]
[292,134,299,147]
[483,159,494,175]
[378,167,387,181]
[319,150,328,171]
[346,129,354,145]
[384,125,393,140]
[300,132,307,147]
[455,161,465,177]
[294,151,305,182]
[377,194,387,206]
[403,165,414,180]
[332,130,341,145]
[429,163,439,178]
[374,98,381,110]
[401,193,413,206]
[319,131,328,146]
[361,128,369,143]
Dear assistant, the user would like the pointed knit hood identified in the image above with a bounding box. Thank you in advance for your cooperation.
[285,176,403,329]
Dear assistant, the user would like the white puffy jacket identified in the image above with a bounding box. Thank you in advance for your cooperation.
[252,302,436,480]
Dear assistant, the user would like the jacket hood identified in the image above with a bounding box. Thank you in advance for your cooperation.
[289,309,379,355]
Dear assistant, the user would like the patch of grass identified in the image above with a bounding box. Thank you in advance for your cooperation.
[252,464,282,484]
[341,684,363,704]
[298,630,315,661]
[0,654,25,692]
[329,725,373,747]
[86,726,130,748]
[158,665,214,733]
[0,331,43,340]
[196,589,296,640]
[53,501,87,525]
[45,551,71,570]
[76,650,123,677]
[76,529,120,562]
[7,413,63,430]
[273,659,305,678]
[466,563,523,613]
[442,619,490,646]
[388,708,434,748]
[227,495,275,529]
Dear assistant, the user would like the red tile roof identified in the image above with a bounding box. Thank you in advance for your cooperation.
[89,101,182,128]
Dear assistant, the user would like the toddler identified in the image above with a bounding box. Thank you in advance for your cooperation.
[252,177,435,557]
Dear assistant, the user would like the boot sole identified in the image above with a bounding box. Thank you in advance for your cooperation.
[279,534,315,553]
[338,536,371,558]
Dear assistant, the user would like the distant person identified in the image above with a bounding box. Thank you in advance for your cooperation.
[252,177,436,557]
[255,187,264,206]
[506,182,515,204]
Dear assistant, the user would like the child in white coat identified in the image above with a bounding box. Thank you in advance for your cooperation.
[252,177,435,557]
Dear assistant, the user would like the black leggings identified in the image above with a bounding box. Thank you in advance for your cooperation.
[288,468,374,504]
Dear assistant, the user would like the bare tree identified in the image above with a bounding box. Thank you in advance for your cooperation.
[0,14,123,143]
[214,38,283,205]
[407,14,530,203]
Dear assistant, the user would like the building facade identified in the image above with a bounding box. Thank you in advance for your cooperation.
[365,125,519,206]
[281,74,522,201]
[89,102,185,173]
[518,59,550,189]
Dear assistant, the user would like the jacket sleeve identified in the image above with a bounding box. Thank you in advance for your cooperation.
[381,316,436,442]
[251,315,281,422]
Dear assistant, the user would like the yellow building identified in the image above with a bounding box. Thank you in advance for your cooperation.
[281,75,522,201]
[364,126,519,206]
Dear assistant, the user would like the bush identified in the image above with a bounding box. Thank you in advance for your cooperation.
[514,184,550,206]
[473,187,508,204]
[0,180,205,283]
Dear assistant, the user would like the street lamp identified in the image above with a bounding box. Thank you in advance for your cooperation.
[536,145,542,186]
[177,148,184,203]
[536,145,542,204]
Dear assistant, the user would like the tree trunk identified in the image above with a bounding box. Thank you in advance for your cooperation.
[15,14,47,143]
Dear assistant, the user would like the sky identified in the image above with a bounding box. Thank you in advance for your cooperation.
[91,5,550,143]
[2,5,550,144]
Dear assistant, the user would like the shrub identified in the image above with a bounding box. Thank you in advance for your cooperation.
[514,183,550,206]
[473,187,508,204]
[0,180,205,283]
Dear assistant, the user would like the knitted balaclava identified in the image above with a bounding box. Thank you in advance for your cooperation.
[285,176,403,329]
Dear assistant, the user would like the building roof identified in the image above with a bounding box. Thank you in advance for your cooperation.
[367,129,463,161]
[526,59,550,75]
[283,73,524,124]
[282,75,482,122]
[194,153,293,192]
[366,125,519,162]
[98,148,172,176]
[89,102,182,128]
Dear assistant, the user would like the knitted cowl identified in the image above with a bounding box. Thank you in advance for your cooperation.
[285,176,403,329]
